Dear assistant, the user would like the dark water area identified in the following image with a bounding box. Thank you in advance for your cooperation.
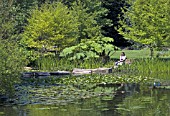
[0,83,170,116]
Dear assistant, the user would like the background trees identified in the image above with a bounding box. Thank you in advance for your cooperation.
[12,0,37,34]
[0,1,28,95]
[0,39,27,95]
[118,0,170,57]
[70,0,108,43]
[58,0,117,60]
[21,2,79,51]
[21,0,117,60]
[102,0,131,47]
[0,0,15,40]
[0,0,123,71]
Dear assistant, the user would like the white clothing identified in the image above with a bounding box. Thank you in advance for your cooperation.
[120,55,126,62]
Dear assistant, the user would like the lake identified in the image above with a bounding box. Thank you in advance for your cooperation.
[0,83,170,116]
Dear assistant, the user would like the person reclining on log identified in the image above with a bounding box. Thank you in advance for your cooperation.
[115,52,127,66]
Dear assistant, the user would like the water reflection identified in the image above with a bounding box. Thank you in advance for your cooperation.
[0,84,170,116]
[117,86,170,116]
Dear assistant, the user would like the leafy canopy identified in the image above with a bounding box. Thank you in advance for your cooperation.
[0,0,15,40]
[21,2,79,50]
[70,0,112,43]
[59,0,117,60]
[0,40,28,95]
[118,0,170,48]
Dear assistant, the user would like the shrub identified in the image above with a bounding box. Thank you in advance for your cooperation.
[0,40,28,96]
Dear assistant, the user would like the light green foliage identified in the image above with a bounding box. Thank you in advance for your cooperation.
[60,37,117,60]
[0,0,37,42]
[21,2,79,50]
[0,1,28,95]
[118,58,170,80]
[0,40,28,95]
[71,0,111,42]
[118,0,170,56]
[21,0,113,62]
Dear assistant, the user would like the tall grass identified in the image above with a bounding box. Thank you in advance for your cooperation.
[118,58,170,80]
[36,56,114,71]
[36,56,73,71]
[35,54,170,81]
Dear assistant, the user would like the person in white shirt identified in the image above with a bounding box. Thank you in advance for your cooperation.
[120,52,126,62]
[115,52,127,66]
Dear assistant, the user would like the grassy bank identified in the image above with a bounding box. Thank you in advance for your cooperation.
[32,49,170,72]
[111,48,170,59]
[118,58,170,80]
[111,49,156,59]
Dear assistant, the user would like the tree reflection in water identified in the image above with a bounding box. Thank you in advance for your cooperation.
[0,83,170,116]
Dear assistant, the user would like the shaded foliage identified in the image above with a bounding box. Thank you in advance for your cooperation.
[0,40,28,96]
[0,0,15,40]
[102,0,131,47]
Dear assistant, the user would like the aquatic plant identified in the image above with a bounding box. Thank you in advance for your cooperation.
[36,56,74,71]
[118,58,170,80]
[36,56,114,71]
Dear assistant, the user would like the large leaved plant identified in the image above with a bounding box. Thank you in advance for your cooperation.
[60,37,118,60]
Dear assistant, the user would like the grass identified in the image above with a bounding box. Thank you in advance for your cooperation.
[110,48,160,59]
[111,48,170,80]
[111,48,170,60]
[34,48,170,79]
[117,58,170,80]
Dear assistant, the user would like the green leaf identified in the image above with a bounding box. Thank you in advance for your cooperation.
[60,46,76,56]
[85,51,99,59]
[75,52,85,59]
[101,37,114,43]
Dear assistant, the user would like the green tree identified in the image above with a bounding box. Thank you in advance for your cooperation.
[0,40,27,96]
[118,0,170,57]
[49,0,112,43]
[21,2,79,51]
[0,0,15,40]
[59,0,118,61]
[102,0,130,47]
[71,0,112,43]
[12,0,37,34]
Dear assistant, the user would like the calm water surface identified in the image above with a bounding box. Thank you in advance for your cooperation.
[0,83,170,116]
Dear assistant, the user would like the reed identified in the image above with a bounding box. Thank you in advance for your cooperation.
[36,56,73,71]
[118,58,170,80]
[36,56,113,71]
[35,55,170,81]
